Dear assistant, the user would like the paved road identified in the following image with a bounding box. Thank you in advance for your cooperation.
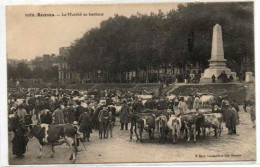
[9,106,256,165]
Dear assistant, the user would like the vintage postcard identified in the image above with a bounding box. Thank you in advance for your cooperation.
[6,1,256,165]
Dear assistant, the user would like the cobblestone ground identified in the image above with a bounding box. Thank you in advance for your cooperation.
[9,107,256,165]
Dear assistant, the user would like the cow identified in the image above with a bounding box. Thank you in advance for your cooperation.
[179,112,205,143]
[130,110,161,142]
[136,95,153,100]
[137,113,156,142]
[166,94,176,102]
[154,109,175,143]
[167,115,182,144]
[155,115,168,143]
[28,123,79,163]
[199,95,215,108]
[203,113,223,138]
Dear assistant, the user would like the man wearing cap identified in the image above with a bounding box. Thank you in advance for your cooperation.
[226,105,238,134]
[52,105,65,125]
[178,97,188,114]
[246,102,255,128]
[98,106,109,139]
[16,105,27,122]
[40,109,53,124]
[133,99,144,113]
[120,100,130,130]
[11,115,28,158]
[66,103,76,124]
[78,108,92,142]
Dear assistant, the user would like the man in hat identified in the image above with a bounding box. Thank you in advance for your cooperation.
[75,101,86,122]
[178,97,188,114]
[79,108,92,142]
[11,115,28,158]
[225,105,238,134]
[132,99,144,113]
[66,103,76,124]
[52,104,65,125]
[16,105,27,123]
[246,102,255,128]
[120,100,130,130]
[40,109,53,124]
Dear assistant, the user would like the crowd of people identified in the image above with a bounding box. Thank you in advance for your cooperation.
[8,86,255,158]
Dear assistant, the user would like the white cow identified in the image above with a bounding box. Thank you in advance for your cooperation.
[166,94,176,102]
[167,115,182,144]
[136,95,153,100]
[199,95,214,108]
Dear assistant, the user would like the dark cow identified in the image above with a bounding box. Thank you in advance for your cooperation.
[155,114,168,143]
[130,109,163,142]
[179,112,205,143]
[28,123,79,163]
[137,113,156,142]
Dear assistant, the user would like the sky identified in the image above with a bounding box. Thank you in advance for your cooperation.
[6,3,179,60]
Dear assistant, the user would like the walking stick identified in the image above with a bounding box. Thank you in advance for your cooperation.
[79,138,87,150]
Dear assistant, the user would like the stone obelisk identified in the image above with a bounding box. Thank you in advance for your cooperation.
[202,24,235,81]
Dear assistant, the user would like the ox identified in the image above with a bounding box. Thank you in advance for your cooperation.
[167,115,182,144]
[130,110,161,142]
[136,95,153,100]
[203,113,223,138]
[28,124,79,163]
[199,95,214,108]
[137,114,156,142]
[155,115,168,143]
[180,112,205,143]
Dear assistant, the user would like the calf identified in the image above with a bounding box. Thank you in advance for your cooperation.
[28,124,78,163]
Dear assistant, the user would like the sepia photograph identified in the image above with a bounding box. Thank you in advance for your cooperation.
[5,1,256,165]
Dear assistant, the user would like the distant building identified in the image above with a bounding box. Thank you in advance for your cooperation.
[58,47,80,84]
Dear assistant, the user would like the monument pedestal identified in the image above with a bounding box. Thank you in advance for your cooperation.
[202,59,235,79]
[201,24,236,82]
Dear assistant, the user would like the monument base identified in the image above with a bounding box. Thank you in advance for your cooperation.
[200,67,237,83]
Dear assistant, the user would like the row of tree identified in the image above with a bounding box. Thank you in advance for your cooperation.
[8,62,58,83]
[68,2,254,83]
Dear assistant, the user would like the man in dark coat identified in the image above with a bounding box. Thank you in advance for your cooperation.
[11,115,29,158]
[27,96,35,113]
[144,99,156,109]
[66,103,76,123]
[79,109,92,142]
[120,101,130,130]
[225,105,239,134]
[157,99,167,110]
[75,101,86,122]
[52,105,65,125]
[40,109,53,124]
[133,99,144,113]
[21,100,29,114]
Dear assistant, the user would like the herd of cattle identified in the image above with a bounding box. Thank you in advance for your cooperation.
[8,87,232,163]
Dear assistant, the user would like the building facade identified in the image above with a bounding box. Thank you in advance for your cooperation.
[58,47,81,84]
